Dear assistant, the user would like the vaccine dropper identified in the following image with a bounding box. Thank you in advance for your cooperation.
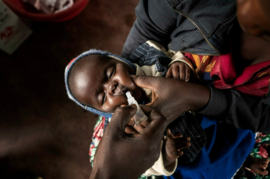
[126,92,148,125]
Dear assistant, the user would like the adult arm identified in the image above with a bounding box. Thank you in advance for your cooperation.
[132,75,270,133]
[89,105,168,179]
[121,0,178,58]
[199,86,270,133]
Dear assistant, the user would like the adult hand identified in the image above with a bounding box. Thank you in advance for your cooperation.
[131,75,210,123]
[90,105,168,179]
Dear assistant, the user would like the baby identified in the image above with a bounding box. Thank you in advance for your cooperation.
[66,41,193,115]
[64,41,204,177]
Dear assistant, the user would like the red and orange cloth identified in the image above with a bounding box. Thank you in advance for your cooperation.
[185,53,270,97]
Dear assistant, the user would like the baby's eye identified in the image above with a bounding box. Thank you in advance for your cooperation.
[102,92,106,105]
[109,66,116,79]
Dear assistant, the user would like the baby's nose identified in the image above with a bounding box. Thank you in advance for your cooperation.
[108,80,118,95]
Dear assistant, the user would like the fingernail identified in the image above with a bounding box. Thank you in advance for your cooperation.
[180,151,184,155]
[174,133,182,138]
[129,104,137,108]
[186,137,190,141]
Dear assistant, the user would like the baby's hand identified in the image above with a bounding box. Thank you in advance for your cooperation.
[166,61,191,82]
[165,129,191,161]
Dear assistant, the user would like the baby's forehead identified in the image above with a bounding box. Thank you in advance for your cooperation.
[73,55,113,69]
[71,54,131,75]
[68,55,113,105]
[69,55,109,85]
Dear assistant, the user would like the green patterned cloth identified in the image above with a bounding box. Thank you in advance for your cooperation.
[138,175,156,179]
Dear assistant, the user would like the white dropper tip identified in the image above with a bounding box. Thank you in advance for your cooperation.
[125,91,148,125]
[126,91,132,99]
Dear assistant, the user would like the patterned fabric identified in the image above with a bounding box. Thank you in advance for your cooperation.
[168,112,207,163]
[129,42,172,76]
[137,175,156,179]
[252,133,270,158]
[249,133,270,179]
[185,53,270,97]
[89,116,109,166]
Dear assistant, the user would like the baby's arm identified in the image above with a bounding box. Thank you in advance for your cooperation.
[166,61,193,82]
[163,129,191,168]
[141,123,190,177]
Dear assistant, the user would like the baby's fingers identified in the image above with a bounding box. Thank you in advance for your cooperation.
[166,67,172,78]
[174,151,184,157]
[172,65,180,80]
[167,129,177,139]
[176,141,192,150]
[173,136,190,143]
[260,158,270,169]
[185,65,191,82]
[179,64,186,81]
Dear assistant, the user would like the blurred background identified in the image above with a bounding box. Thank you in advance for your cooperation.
[0,0,138,178]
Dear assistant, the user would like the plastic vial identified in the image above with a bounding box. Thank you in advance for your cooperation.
[126,92,148,125]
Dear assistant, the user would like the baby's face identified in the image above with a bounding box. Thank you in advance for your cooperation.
[70,55,142,113]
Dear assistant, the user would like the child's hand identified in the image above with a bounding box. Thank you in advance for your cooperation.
[165,129,191,161]
[166,61,191,82]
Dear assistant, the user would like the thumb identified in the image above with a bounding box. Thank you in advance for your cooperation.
[167,128,174,139]
[131,75,159,91]
[105,105,137,139]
